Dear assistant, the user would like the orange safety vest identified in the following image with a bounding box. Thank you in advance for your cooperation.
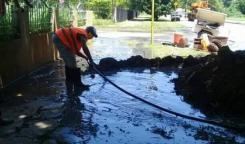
[55,27,88,55]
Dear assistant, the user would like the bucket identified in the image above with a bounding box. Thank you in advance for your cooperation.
[174,33,183,45]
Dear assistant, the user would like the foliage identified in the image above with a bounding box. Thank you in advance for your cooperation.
[140,0,172,21]
[170,0,181,10]
[222,0,233,7]
[208,0,224,12]
[84,0,112,19]
[223,0,243,17]
[179,0,197,11]
[116,0,128,8]
[0,5,19,41]
[237,0,245,14]
[128,0,144,11]
[29,6,52,33]
[129,0,172,20]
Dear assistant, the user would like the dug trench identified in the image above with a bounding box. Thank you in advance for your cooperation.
[90,46,245,130]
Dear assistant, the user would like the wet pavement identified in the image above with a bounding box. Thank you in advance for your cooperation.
[89,30,194,62]
[0,32,245,144]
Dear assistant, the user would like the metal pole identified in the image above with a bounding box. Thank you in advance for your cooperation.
[151,0,154,45]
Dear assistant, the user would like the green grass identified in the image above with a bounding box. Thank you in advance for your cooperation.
[151,44,209,58]
[93,15,184,33]
[93,19,114,27]
[227,17,245,22]
[125,40,209,58]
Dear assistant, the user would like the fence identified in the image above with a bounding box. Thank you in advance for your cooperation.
[115,7,138,22]
[0,5,75,41]
[0,4,137,87]
[29,6,52,33]
[0,8,57,88]
[0,5,93,87]
[0,5,19,41]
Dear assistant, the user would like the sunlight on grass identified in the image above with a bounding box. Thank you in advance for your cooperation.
[227,17,245,23]
[151,44,209,58]
[94,15,184,33]
[125,40,209,58]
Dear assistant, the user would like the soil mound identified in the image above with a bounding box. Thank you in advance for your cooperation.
[96,46,245,119]
[97,55,184,71]
[174,46,245,118]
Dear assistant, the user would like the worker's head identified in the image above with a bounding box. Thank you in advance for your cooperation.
[86,26,98,39]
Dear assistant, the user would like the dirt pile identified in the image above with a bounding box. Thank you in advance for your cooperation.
[96,46,245,118]
[174,46,245,118]
[97,55,185,71]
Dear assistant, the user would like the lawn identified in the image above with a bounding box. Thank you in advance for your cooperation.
[93,15,184,33]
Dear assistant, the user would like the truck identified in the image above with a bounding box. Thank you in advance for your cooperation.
[187,0,209,21]
[193,8,228,51]
[194,8,227,37]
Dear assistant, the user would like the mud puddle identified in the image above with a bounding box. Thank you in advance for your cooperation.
[57,68,245,144]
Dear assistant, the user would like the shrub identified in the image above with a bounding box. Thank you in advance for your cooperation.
[85,0,112,19]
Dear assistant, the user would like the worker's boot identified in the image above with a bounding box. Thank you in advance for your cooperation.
[65,66,74,94]
[72,68,89,91]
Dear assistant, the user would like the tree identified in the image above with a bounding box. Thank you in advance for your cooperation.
[208,0,224,12]
[222,0,233,7]
[237,0,245,14]
[4,0,33,9]
[141,0,172,21]
[85,0,112,19]
[128,0,144,12]
[171,0,181,10]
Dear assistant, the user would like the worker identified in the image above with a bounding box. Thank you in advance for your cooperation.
[52,26,98,91]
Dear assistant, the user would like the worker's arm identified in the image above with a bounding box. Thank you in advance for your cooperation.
[78,36,94,64]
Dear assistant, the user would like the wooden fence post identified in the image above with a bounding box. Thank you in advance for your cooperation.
[51,8,60,60]
[17,7,33,72]
[52,8,59,31]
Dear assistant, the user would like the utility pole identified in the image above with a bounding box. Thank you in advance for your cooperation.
[112,0,117,22]
[151,0,154,45]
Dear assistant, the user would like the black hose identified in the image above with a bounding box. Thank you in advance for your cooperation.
[89,62,242,132]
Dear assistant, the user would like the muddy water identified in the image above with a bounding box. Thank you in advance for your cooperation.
[90,32,156,61]
[58,68,244,144]
[56,33,245,143]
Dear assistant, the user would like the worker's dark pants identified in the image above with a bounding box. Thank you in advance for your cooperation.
[52,34,88,93]
[52,33,77,68]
